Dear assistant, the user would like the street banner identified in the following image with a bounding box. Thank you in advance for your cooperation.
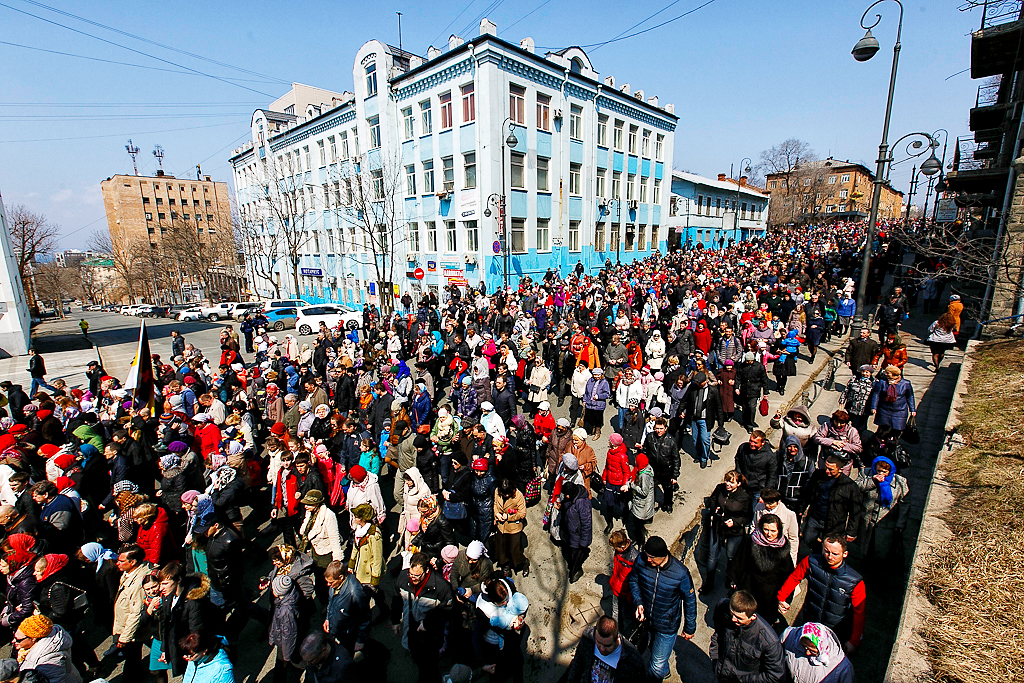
[935,199,958,223]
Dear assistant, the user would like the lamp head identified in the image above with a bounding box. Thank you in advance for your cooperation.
[852,29,880,62]
[743,165,752,175]
[506,125,518,148]
[920,152,941,177]
[484,208,492,217]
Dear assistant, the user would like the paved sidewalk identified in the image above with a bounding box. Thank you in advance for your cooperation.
[0,347,99,393]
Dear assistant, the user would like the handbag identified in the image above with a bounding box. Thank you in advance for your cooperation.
[758,396,769,417]
[442,499,467,520]
[588,471,605,495]
[626,619,651,654]
[901,415,921,446]
[524,476,542,506]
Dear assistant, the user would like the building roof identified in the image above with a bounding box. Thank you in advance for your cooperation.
[672,171,769,198]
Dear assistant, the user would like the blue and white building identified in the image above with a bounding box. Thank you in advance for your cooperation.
[666,171,770,251]
[230,18,678,307]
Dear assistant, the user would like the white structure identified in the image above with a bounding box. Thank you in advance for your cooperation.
[0,189,31,356]
[230,19,678,308]
[666,171,770,251]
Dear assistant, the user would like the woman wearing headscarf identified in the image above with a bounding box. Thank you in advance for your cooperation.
[430,405,461,489]
[582,367,610,441]
[412,494,457,567]
[568,428,597,496]
[693,320,714,356]
[493,478,528,577]
[0,533,39,630]
[398,467,430,551]
[645,330,667,371]
[157,453,188,532]
[77,542,118,631]
[868,365,916,438]
[855,455,910,556]
[726,513,794,625]
[780,622,855,683]
[111,481,144,545]
[181,491,213,575]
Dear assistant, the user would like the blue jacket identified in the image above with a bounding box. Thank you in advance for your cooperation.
[628,553,697,635]
[327,575,372,646]
[411,390,431,427]
[837,298,856,318]
[583,377,611,411]
[183,646,234,683]
[560,490,593,549]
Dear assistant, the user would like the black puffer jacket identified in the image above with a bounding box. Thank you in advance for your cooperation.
[735,361,769,400]
[710,599,786,683]
[413,513,457,565]
[734,441,777,493]
[727,536,794,621]
[206,525,244,602]
[708,483,753,538]
[798,471,864,538]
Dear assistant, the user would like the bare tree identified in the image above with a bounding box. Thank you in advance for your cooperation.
[32,262,77,317]
[89,228,149,303]
[759,139,818,226]
[7,205,59,311]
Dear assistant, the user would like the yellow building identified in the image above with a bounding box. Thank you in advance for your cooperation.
[765,158,903,226]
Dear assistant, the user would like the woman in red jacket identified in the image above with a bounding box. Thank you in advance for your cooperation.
[601,433,633,534]
[135,503,176,565]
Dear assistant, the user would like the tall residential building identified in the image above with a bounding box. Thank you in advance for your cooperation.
[230,18,678,307]
[764,158,903,227]
[99,171,239,302]
[0,187,31,356]
[666,172,769,250]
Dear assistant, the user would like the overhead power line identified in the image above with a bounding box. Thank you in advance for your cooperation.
[502,0,556,35]
[539,0,721,51]
[0,1,276,97]
[0,120,241,143]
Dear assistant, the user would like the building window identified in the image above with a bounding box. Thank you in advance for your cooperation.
[445,221,457,252]
[625,224,635,251]
[569,105,583,140]
[537,157,549,192]
[639,178,648,203]
[653,178,661,204]
[368,117,381,149]
[402,108,414,139]
[510,218,526,253]
[650,225,659,249]
[464,152,477,189]
[536,218,550,252]
[328,136,337,162]
[610,224,620,251]
[613,120,624,150]
[595,223,605,251]
[158,213,165,219]
[828,175,837,184]
[838,203,847,212]
[628,125,638,154]
[365,62,377,96]
[442,156,454,192]
[641,130,651,157]
[597,115,608,147]
[465,221,479,251]
[169,198,176,206]
[536,93,550,131]
[741,201,747,219]
[510,152,525,189]
[656,134,664,161]
[839,189,849,199]
[596,169,606,198]
[715,197,722,216]
[612,172,621,198]
[340,131,349,159]
[461,83,475,123]
[627,174,636,201]
[420,100,432,134]
[569,164,582,195]
[841,174,851,183]
[422,160,434,194]
[826,205,836,212]
[405,165,417,195]
[304,146,311,169]
[639,224,648,251]
[145,212,153,220]
[426,221,437,251]
[768,180,778,189]
[569,220,581,251]
[318,140,326,167]
[142,196,150,204]
[510,85,526,125]
[183,213,190,220]
[439,92,453,130]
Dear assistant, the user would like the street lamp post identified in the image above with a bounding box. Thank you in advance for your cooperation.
[903,164,919,226]
[484,120,519,292]
[850,0,904,336]
[733,157,752,242]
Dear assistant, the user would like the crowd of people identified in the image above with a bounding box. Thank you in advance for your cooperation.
[0,221,960,683]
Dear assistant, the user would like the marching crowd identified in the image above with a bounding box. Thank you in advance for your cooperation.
[0,220,959,683]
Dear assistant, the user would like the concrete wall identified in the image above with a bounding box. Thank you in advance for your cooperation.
[0,191,31,357]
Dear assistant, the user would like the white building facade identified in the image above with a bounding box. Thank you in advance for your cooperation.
[231,19,678,308]
[0,188,31,356]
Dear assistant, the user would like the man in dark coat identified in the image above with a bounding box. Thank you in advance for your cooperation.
[564,616,646,683]
[735,352,769,432]
[644,418,680,514]
[0,382,30,421]
[797,454,864,547]
[711,590,786,683]
[323,561,371,654]
[491,376,517,428]
[845,327,879,373]
[734,430,777,495]
[683,372,725,469]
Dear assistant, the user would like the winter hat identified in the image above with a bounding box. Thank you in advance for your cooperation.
[572,428,587,440]
[18,615,53,639]
[556,417,571,428]
[471,458,489,471]
[53,452,76,470]
[270,423,287,436]
[743,352,756,362]
[561,453,579,471]
[54,476,75,492]
[168,441,189,453]
[180,490,201,506]
[405,517,420,534]
[36,410,52,420]
[352,503,376,522]
[444,664,474,683]
[348,465,367,483]
[159,455,181,470]
[609,433,624,446]
[38,444,60,458]
[694,372,707,384]
[628,398,640,408]
[654,372,664,381]
[649,407,664,418]
[537,401,550,411]
[440,545,459,564]
[272,574,293,597]
[466,540,487,560]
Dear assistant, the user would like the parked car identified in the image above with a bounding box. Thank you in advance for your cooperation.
[84,304,103,311]
[231,302,264,321]
[176,307,204,321]
[120,304,145,316]
[294,305,360,336]
[139,305,170,318]
[199,302,238,322]
[264,307,297,331]
[169,303,193,316]
[263,299,310,312]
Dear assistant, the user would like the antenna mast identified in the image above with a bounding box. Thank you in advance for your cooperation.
[125,139,140,175]
[152,145,164,172]
[397,11,403,53]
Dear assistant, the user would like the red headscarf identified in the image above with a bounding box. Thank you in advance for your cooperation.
[4,534,38,573]
[39,554,69,582]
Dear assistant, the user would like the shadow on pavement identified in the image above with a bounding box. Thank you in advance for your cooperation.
[674,637,716,683]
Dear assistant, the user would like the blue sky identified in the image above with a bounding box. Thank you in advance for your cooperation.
[0,0,978,248]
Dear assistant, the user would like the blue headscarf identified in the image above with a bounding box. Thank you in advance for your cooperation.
[79,542,116,572]
[871,455,897,507]
[395,360,411,382]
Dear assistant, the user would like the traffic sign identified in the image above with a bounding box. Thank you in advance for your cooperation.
[493,240,502,254]
[413,267,425,280]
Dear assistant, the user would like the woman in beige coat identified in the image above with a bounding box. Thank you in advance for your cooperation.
[493,478,529,576]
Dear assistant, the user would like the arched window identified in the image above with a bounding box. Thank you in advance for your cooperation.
[570,57,583,74]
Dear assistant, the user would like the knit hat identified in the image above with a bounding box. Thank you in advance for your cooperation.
[694,372,707,384]
[270,422,286,436]
[537,401,550,411]
[405,517,420,533]
[556,417,570,427]
[471,458,489,471]
[592,367,604,375]
[36,410,52,420]
[18,615,53,639]
[466,540,487,560]
[609,433,624,446]
[167,441,189,453]
[480,401,493,411]
[628,397,640,408]
[649,407,663,418]
[348,465,367,483]
[644,536,669,558]
[180,490,201,506]
[743,352,756,362]
[561,453,579,471]
[572,428,587,440]
[272,574,293,597]
[444,664,474,683]
[440,545,459,564]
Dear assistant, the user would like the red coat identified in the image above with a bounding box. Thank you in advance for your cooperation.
[273,470,300,517]
[196,423,222,459]
[137,507,175,565]
[603,443,633,487]
[533,412,555,440]
[610,547,638,598]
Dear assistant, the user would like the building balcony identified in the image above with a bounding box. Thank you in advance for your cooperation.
[971,19,1024,78]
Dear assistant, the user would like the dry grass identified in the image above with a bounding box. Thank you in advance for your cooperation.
[918,339,1024,683]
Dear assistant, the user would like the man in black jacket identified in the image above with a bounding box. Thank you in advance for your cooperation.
[27,348,54,398]
[797,454,864,548]
[0,382,29,421]
[491,376,516,427]
[644,418,680,513]
[323,561,371,655]
[734,431,777,496]
[564,616,646,683]
[735,352,769,432]
[683,372,725,469]
[711,590,785,683]
[845,327,879,373]
[199,516,248,637]
[390,552,452,683]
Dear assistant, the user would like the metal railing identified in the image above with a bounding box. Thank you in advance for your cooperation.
[961,0,1024,30]
[952,136,995,172]
[976,77,1003,107]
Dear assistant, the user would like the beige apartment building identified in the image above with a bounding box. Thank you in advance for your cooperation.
[764,158,903,227]
[100,171,240,302]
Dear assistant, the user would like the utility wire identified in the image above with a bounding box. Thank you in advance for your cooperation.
[502,0,556,35]
[590,0,686,52]
[0,121,241,143]
[19,0,290,84]
[458,0,510,40]
[0,101,262,107]
[0,114,250,121]
[431,0,484,46]
[0,2,276,97]
[539,0,720,51]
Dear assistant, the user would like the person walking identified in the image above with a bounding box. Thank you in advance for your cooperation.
[701,470,753,595]
[844,327,878,375]
[79,319,89,339]
[558,481,592,584]
[626,454,655,543]
[735,352,768,433]
[726,513,795,625]
[683,372,725,469]
[390,552,453,683]
[855,456,910,556]
[733,430,776,497]
[926,312,958,371]
[28,348,55,397]
[710,590,785,683]
[601,433,632,534]
[797,454,864,548]
[628,536,697,680]
[583,367,611,440]
[562,615,646,683]
[868,366,915,439]
[644,418,679,512]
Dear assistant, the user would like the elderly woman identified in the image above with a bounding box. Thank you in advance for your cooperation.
[726,513,794,625]
[582,367,611,441]
[493,478,528,576]
[0,534,39,631]
[855,455,910,556]
[868,365,916,438]
[645,330,667,370]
